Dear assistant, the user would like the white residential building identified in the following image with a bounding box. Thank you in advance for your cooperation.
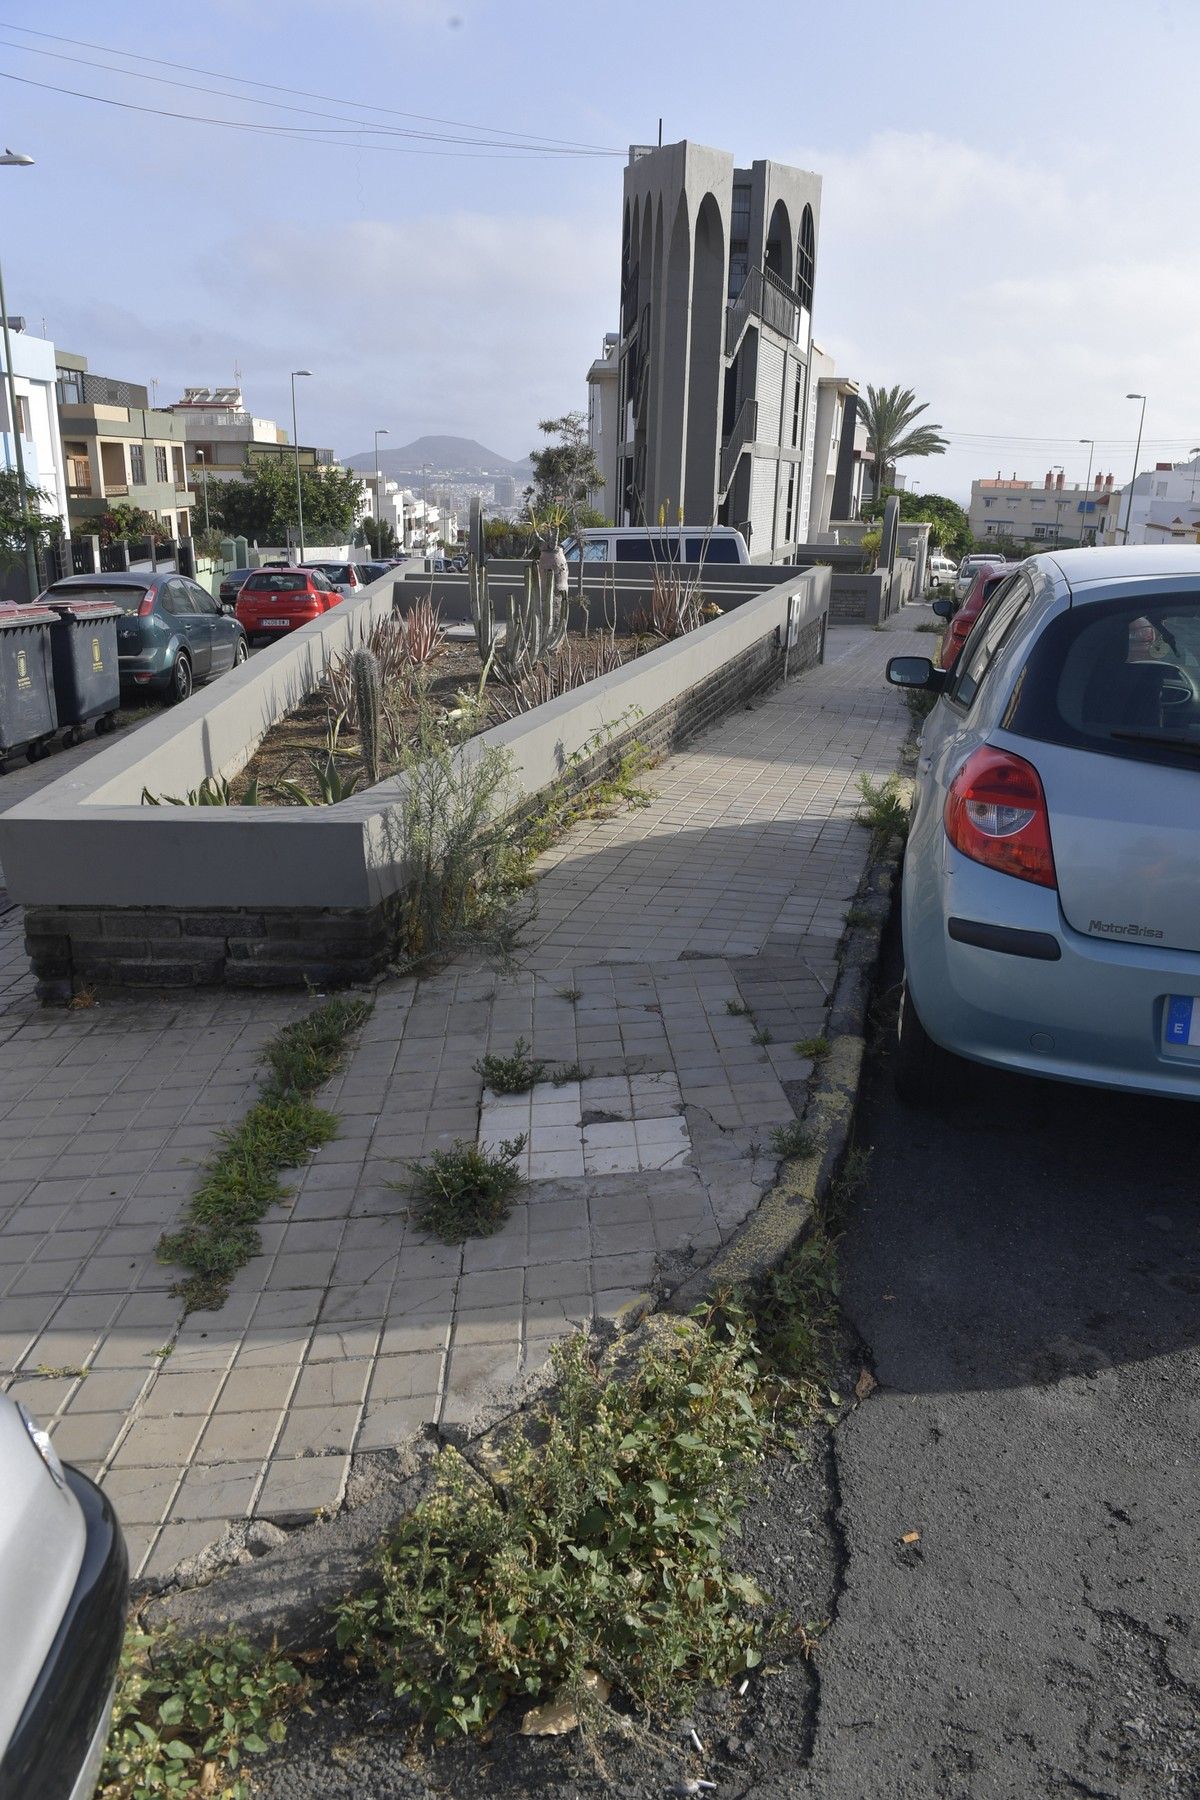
[166,387,335,486]
[0,326,68,530]
[1100,457,1200,544]
[586,332,620,519]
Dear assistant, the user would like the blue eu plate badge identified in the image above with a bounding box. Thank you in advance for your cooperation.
[1165,996,1200,1046]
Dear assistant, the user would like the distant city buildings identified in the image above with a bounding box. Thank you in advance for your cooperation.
[970,468,1118,548]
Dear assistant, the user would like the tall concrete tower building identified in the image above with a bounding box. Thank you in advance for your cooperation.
[602,140,821,559]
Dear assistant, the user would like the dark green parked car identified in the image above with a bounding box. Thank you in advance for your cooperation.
[40,573,249,704]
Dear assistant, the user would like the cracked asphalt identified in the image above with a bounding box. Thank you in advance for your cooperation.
[788,934,1200,1800]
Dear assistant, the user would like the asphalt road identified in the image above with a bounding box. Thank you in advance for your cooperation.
[791,932,1200,1800]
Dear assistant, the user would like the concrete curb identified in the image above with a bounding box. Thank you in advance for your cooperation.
[665,826,904,1313]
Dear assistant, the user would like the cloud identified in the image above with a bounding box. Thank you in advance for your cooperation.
[788,130,1200,498]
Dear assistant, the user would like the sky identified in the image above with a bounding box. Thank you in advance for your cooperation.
[2,0,1199,502]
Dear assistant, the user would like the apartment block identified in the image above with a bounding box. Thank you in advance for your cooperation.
[969,468,1118,548]
[167,385,334,485]
[607,139,821,560]
[57,354,195,538]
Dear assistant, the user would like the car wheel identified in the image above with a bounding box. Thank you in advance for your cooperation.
[894,979,961,1105]
[234,638,248,666]
[168,654,193,705]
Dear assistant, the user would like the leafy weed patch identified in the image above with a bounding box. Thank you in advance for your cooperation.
[158,996,371,1311]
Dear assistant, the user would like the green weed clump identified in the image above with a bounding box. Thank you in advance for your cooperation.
[335,1317,795,1739]
[405,1136,527,1242]
[473,1037,549,1093]
[158,995,371,1311]
[855,772,910,848]
[99,1628,305,1800]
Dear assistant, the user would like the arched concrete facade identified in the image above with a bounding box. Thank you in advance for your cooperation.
[613,140,822,555]
[656,193,691,518]
[765,198,793,288]
[684,192,726,525]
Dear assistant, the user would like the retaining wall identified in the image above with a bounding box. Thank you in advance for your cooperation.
[4,567,830,996]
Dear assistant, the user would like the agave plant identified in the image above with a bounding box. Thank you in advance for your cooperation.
[141,775,263,806]
[277,751,363,806]
[402,593,446,669]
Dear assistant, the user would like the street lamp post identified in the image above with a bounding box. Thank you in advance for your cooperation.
[196,449,210,534]
[1077,438,1095,545]
[0,149,38,599]
[1188,445,1200,508]
[290,369,311,561]
[1050,464,1065,547]
[373,427,389,552]
[1122,393,1147,542]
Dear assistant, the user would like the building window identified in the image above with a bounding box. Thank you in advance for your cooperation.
[56,367,83,406]
[791,372,803,447]
[796,205,815,311]
[129,444,146,485]
[12,393,30,437]
[784,467,796,541]
[1156,479,1169,497]
[154,445,169,482]
[728,182,751,300]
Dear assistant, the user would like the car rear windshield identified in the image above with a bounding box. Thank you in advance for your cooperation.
[311,564,351,580]
[242,572,306,593]
[46,583,149,613]
[1003,593,1200,769]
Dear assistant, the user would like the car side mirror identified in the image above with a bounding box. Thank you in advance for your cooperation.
[887,656,945,693]
[931,598,954,619]
[221,602,235,615]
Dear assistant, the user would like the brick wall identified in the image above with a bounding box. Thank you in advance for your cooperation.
[26,614,823,999]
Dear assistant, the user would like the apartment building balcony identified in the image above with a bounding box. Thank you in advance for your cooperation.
[726,264,802,356]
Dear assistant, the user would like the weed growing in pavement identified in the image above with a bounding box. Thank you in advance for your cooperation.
[905,685,939,724]
[404,1136,527,1242]
[855,772,910,849]
[158,996,371,1312]
[473,1037,548,1093]
[518,714,655,866]
[844,906,873,928]
[99,1627,307,1800]
[752,1024,774,1046]
[335,1315,808,1741]
[795,1035,830,1060]
[725,998,753,1017]
[769,1119,815,1160]
[556,987,583,1003]
[914,620,944,633]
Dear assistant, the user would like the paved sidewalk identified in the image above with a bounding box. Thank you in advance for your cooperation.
[0,615,928,1578]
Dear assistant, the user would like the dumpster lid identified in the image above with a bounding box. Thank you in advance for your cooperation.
[0,602,57,629]
[38,598,123,622]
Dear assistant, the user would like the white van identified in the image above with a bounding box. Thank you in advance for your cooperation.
[926,554,956,591]
[563,526,751,566]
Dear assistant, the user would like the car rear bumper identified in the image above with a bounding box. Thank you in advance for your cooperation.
[0,1466,128,1798]
[237,609,321,633]
[904,843,1200,1098]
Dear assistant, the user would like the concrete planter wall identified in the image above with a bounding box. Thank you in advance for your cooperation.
[3,566,830,996]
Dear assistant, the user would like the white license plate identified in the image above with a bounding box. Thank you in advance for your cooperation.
[1165,996,1200,1046]
[262,619,292,629]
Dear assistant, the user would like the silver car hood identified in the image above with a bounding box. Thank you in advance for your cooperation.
[0,1397,85,1746]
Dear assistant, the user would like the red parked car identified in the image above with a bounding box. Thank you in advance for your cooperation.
[235,568,341,643]
[935,562,1020,671]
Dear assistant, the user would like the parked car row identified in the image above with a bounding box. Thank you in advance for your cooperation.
[892,544,1200,1106]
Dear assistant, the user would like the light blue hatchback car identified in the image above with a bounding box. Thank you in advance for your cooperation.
[888,545,1200,1104]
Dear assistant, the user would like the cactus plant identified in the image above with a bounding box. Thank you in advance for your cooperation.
[351,646,383,785]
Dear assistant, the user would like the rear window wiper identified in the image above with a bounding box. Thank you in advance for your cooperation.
[1110,728,1200,755]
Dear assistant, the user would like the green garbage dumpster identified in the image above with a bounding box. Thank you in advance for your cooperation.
[41,597,122,745]
[0,603,58,767]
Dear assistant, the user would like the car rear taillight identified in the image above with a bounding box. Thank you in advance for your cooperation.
[944,746,1056,888]
[137,593,155,616]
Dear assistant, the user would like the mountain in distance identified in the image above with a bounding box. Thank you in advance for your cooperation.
[344,434,532,475]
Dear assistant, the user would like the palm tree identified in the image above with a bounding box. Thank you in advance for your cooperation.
[860,384,948,490]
